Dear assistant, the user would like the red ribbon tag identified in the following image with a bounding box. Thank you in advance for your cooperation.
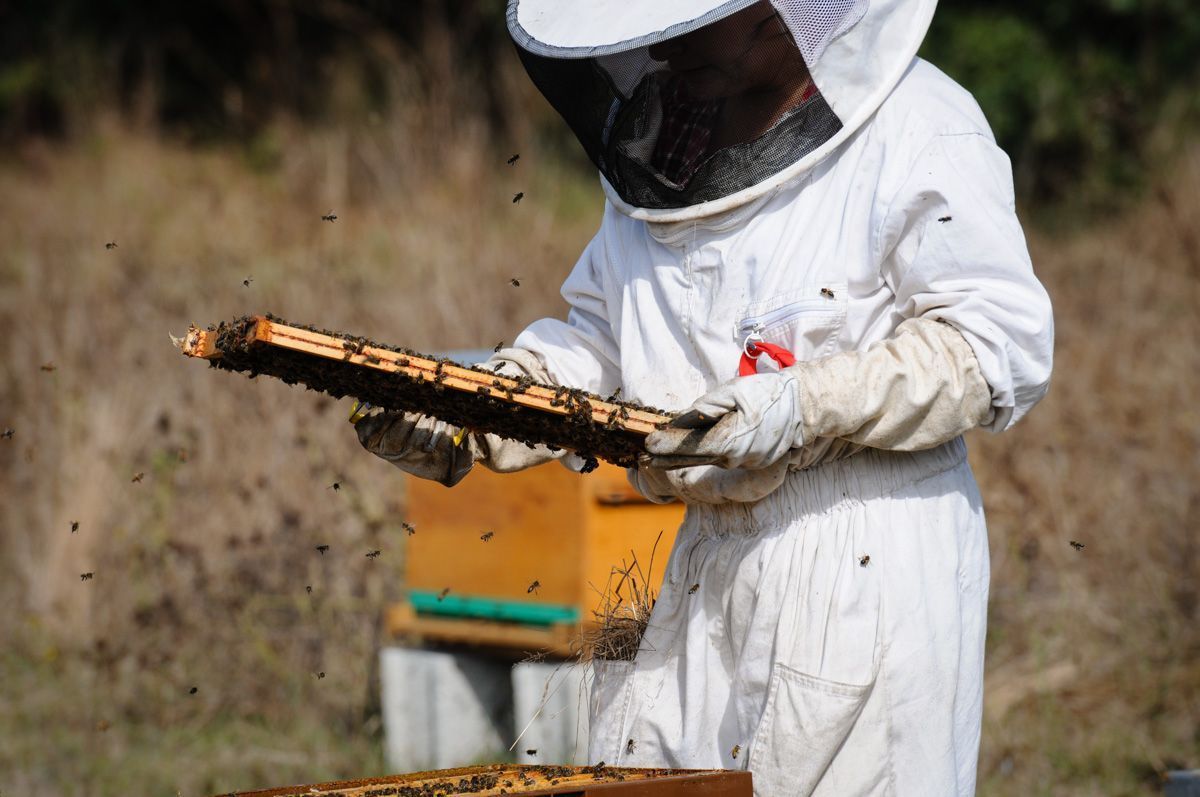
[739,341,796,377]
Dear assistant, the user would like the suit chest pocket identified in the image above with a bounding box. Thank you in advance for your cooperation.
[735,285,846,364]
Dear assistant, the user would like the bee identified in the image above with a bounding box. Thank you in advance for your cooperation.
[321,210,338,223]
[316,544,330,555]
[526,749,538,756]
[131,472,145,483]
[188,686,198,695]
[437,587,451,601]
[527,580,541,594]
[1,428,12,439]
[105,241,118,250]
[306,585,313,594]
[243,276,253,287]
[859,554,871,567]
[328,481,341,491]
[731,744,741,759]
[80,572,94,581]
[1069,540,1085,551]
[512,192,524,205]
[937,215,952,223]
[509,277,521,287]
[480,531,494,542]
[820,287,835,299]
[626,738,637,754]
[688,583,700,595]
[316,671,326,679]
[401,521,416,536]
[606,387,622,401]
[507,154,520,166]
[366,549,381,559]
[494,341,505,353]
[40,362,56,372]
[71,521,79,533]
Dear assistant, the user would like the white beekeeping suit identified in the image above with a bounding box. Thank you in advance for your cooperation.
[358,1,1053,794]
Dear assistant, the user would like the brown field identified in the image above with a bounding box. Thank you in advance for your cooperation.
[1,102,1197,794]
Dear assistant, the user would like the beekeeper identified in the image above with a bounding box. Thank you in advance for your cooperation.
[356,0,1053,793]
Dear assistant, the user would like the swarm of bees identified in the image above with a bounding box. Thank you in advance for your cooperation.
[321,210,338,222]
[527,580,541,594]
[366,550,381,559]
[1069,540,1085,551]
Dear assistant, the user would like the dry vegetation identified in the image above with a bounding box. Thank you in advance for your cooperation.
[0,88,1197,797]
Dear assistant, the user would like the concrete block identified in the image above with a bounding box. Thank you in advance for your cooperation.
[380,647,513,771]
[511,660,590,765]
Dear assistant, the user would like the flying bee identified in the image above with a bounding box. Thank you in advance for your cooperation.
[731,744,741,759]
[306,585,312,594]
[507,153,520,166]
[509,277,521,287]
[366,549,381,559]
[626,738,637,754]
[131,472,145,483]
[105,241,118,250]
[402,521,416,536]
[494,341,505,352]
[937,215,952,223]
[859,554,871,567]
[526,749,538,756]
[527,580,541,594]
[328,481,341,491]
[321,210,338,222]
[243,276,253,287]
[480,531,494,542]
[437,587,451,601]
[80,572,94,581]
[316,671,326,679]
[688,583,700,595]
[512,192,524,205]
[189,686,198,695]
[71,521,79,533]
[40,362,56,372]
[820,287,835,299]
[316,544,330,555]
[1,429,13,440]
[1069,540,1085,551]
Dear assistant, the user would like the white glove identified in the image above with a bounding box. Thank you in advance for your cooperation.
[354,348,568,486]
[644,317,993,471]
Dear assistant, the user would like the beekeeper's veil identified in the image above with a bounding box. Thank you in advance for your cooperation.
[508,0,936,221]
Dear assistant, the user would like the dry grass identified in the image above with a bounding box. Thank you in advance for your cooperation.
[586,534,663,663]
[0,109,1196,795]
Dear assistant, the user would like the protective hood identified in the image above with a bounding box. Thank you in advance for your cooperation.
[508,0,937,222]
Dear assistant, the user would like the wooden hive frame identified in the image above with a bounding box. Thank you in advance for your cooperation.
[178,316,675,466]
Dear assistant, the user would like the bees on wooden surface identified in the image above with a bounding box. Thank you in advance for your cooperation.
[509,277,521,287]
[937,215,952,223]
[731,744,741,759]
[365,549,381,559]
[1069,540,1085,551]
[626,738,637,754]
[606,387,622,401]
[243,276,253,287]
[820,287,835,299]
[688,583,700,595]
[437,587,451,601]
[859,554,871,567]
[131,472,145,483]
[480,531,494,542]
[512,192,524,205]
[71,521,79,533]
[507,154,520,166]
[1,428,13,440]
[188,686,198,695]
[105,241,118,250]
[315,544,330,555]
[527,580,541,594]
[402,521,416,536]
[321,210,338,223]
[80,572,94,581]
[40,362,56,372]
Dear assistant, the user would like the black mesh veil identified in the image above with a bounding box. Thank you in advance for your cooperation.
[510,1,848,210]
